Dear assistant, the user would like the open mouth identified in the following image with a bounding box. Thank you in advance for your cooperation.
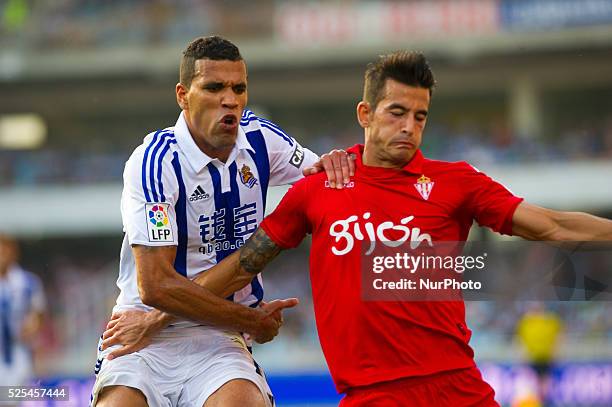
[220,114,237,127]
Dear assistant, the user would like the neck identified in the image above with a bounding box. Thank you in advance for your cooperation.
[183,113,232,163]
[362,144,412,169]
[194,140,231,163]
[0,265,8,279]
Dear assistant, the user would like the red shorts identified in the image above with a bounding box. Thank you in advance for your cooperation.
[340,367,499,407]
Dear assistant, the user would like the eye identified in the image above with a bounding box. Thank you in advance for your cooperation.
[415,114,427,122]
[233,85,247,94]
[203,83,223,92]
[390,110,404,117]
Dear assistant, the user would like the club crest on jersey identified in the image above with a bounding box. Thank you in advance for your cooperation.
[239,164,258,188]
[145,203,173,242]
[414,174,434,201]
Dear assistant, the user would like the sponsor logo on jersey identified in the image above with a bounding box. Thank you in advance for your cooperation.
[189,185,210,202]
[325,180,355,188]
[239,164,258,188]
[289,144,304,168]
[414,174,434,200]
[146,203,173,242]
[329,212,433,255]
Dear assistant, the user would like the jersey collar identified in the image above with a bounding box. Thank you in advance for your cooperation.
[350,144,424,175]
[174,112,256,172]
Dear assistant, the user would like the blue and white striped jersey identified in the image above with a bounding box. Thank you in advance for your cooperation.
[114,109,318,327]
[0,265,45,374]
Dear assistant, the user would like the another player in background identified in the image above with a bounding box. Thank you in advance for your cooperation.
[515,303,564,406]
[93,36,353,407]
[105,51,612,406]
[0,234,46,388]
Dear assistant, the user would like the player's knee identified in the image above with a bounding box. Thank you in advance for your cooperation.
[95,385,148,407]
[204,379,267,407]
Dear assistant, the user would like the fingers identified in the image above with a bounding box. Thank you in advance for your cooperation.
[348,153,356,177]
[319,154,336,187]
[301,166,319,176]
[263,298,299,314]
[106,318,119,331]
[101,333,120,351]
[107,345,135,361]
[102,325,117,340]
[331,152,344,188]
[337,151,352,184]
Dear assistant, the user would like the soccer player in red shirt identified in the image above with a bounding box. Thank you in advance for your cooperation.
[104,51,612,406]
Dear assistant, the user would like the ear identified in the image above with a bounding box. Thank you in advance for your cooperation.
[176,83,188,110]
[356,101,371,129]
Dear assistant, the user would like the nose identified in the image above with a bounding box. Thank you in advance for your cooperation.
[221,88,239,109]
[401,115,416,135]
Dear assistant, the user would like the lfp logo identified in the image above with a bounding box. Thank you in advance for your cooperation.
[149,205,169,227]
[146,203,173,242]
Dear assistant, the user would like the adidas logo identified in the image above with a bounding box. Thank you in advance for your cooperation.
[189,185,210,202]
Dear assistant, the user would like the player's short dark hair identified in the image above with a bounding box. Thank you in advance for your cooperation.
[180,36,243,88]
[363,51,435,110]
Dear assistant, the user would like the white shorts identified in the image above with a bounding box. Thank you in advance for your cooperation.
[90,326,274,407]
[0,347,32,386]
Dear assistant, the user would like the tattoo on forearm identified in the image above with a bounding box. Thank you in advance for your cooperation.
[240,229,282,274]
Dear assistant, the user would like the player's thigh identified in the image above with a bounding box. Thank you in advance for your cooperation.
[203,379,266,407]
[181,332,274,407]
[95,385,148,407]
[91,337,176,407]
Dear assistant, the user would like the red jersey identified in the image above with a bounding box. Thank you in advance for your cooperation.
[260,144,523,393]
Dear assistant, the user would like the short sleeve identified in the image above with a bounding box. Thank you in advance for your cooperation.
[463,163,524,235]
[260,178,311,249]
[121,143,180,246]
[258,120,318,186]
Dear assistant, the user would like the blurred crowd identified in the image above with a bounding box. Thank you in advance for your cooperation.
[2,120,612,187]
[0,0,274,50]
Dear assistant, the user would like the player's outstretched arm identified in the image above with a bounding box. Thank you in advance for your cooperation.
[191,227,284,297]
[512,202,612,242]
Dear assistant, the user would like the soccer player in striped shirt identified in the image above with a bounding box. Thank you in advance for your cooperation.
[0,235,46,388]
[113,51,612,406]
[92,36,353,407]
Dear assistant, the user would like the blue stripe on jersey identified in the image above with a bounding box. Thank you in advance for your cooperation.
[259,122,294,146]
[156,139,177,202]
[245,130,270,209]
[23,274,35,315]
[239,115,295,147]
[171,152,188,276]
[149,132,175,202]
[245,130,270,307]
[0,294,12,365]
[206,163,241,262]
[240,109,255,123]
[249,275,264,308]
[141,130,165,202]
[207,162,243,302]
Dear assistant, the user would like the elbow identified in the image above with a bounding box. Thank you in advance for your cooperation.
[139,278,168,308]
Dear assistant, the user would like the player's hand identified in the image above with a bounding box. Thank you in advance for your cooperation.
[19,312,42,345]
[101,310,163,360]
[303,149,355,189]
[251,298,299,344]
